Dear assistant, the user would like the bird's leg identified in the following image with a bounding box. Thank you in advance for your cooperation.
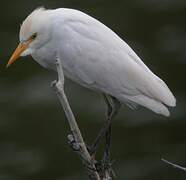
[89,95,120,157]
[102,95,120,169]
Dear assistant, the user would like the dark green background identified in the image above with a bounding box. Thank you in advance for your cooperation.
[0,0,186,179]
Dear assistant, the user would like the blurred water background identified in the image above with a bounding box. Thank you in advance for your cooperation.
[0,0,186,179]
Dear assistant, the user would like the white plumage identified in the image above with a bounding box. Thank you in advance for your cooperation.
[9,8,176,116]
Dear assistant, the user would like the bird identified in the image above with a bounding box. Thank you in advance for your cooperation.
[7,7,176,163]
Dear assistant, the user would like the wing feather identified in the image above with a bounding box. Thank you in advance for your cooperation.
[57,9,176,116]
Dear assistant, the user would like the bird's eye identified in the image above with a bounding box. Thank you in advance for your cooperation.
[31,33,37,40]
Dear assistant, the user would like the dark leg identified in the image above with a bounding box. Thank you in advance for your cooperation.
[102,95,121,166]
[89,94,120,156]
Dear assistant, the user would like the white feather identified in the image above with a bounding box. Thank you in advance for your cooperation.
[21,8,176,116]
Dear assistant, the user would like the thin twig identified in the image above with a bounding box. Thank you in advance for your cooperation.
[51,58,101,180]
[162,158,186,172]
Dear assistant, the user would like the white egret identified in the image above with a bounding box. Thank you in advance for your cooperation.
[7,7,176,163]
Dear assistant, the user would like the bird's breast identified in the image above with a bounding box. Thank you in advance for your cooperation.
[31,44,57,70]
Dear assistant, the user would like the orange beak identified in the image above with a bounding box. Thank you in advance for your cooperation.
[6,39,32,68]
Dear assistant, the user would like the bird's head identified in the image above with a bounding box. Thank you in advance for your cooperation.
[7,7,52,67]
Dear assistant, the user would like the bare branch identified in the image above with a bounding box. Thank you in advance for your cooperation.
[162,158,186,172]
[51,58,101,180]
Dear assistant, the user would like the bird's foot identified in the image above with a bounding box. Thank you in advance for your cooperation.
[101,157,116,179]
[102,152,110,169]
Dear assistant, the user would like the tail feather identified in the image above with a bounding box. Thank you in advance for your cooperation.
[151,76,176,107]
[121,94,170,116]
[141,74,176,108]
